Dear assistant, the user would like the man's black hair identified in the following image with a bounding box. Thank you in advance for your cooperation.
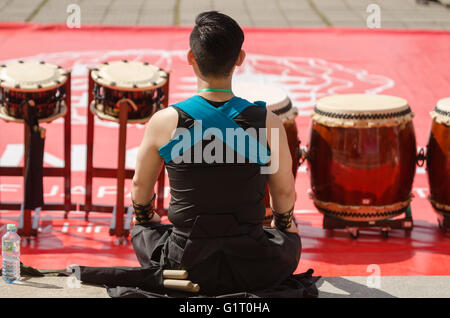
[190,11,244,77]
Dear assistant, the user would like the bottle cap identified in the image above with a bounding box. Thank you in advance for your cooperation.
[6,224,16,231]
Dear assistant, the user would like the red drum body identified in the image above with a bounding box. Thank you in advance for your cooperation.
[308,94,416,221]
[0,61,67,120]
[233,83,300,225]
[427,98,450,217]
[90,61,168,122]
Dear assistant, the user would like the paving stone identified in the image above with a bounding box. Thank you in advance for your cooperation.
[245,0,278,10]
[0,277,109,298]
[329,20,367,27]
[142,0,175,10]
[379,21,408,28]
[278,0,312,10]
[179,0,213,10]
[288,19,328,27]
[403,20,445,29]
[312,0,347,9]
[137,14,173,26]
[344,0,381,9]
[284,9,323,22]
[324,9,364,21]
[377,0,416,9]
[251,18,289,27]
[0,0,447,28]
[103,16,140,25]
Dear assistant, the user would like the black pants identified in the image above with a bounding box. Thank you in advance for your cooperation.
[131,215,301,296]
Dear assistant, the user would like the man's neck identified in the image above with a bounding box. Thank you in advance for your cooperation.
[197,76,234,102]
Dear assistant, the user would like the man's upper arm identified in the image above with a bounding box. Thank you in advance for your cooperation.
[133,107,178,187]
[266,110,295,196]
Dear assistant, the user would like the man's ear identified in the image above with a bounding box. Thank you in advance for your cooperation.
[235,50,246,67]
[187,49,195,66]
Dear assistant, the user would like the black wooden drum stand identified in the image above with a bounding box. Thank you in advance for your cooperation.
[78,69,169,238]
[0,72,76,237]
[438,214,450,233]
[322,206,413,239]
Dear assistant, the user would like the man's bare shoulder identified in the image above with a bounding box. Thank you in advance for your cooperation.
[144,106,179,148]
[148,107,178,127]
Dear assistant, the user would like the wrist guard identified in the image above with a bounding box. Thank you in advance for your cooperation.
[272,205,294,231]
[132,193,156,224]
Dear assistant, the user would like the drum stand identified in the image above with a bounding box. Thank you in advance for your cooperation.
[0,72,76,237]
[79,69,169,238]
[437,214,450,233]
[322,206,414,239]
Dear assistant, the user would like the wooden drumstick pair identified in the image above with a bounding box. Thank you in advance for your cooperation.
[162,269,200,293]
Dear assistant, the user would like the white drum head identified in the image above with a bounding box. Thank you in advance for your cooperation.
[232,82,296,120]
[313,94,413,128]
[0,61,67,91]
[91,60,168,91]
[431,97,450,125]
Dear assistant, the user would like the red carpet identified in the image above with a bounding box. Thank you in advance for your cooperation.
[0,23,449,277]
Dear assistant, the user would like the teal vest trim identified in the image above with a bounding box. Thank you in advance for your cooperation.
[158,95,270,165]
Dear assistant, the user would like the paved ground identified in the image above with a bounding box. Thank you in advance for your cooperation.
[0,0,448,29]
[1,275,450,298]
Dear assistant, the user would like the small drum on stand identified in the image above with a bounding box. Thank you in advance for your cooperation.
[426,97,450,231]
[307,94,416,238]
[90,60,168,122]
[83,60,170,238]
[0,60,73,237]
[233,83,300,226]
[0,61,67,121]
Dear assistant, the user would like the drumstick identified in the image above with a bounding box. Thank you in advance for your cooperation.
[163,279,200,293]
[162,269,188,280]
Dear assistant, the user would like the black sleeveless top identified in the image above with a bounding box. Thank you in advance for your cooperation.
[166,97,269,229]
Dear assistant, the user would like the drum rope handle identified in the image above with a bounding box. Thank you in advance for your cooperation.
[93,83,104,101]
[115,98,138,112]
[19,98,36,109]
[155,87,166,110]
[298,142,310,166]
[416,147,427,167]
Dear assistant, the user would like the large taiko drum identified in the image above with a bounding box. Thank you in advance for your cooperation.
[0,61,67,120]
[90,60,168,122]
[233,83,300,225]
[427,97,450,222]
[308,94,417,222]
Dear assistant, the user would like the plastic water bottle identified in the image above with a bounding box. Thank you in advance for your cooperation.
[2,224,21,283]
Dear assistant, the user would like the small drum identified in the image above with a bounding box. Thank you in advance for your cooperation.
[233,83,300,225]
[308,94,416,221]
[427,97,450,220]
[90,60,168,122]
[0,61,67,120]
